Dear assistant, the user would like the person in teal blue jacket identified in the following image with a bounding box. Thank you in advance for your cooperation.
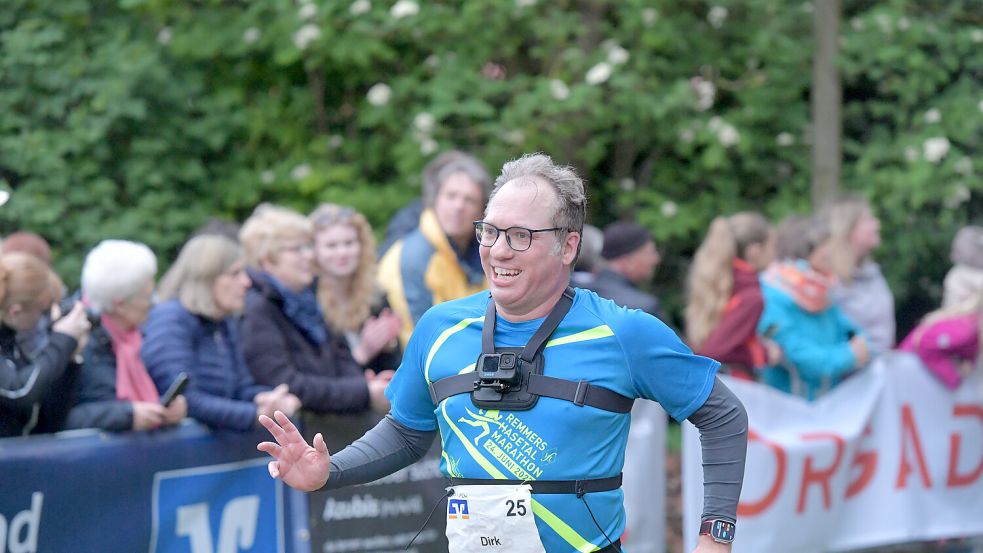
[757,216,871,400]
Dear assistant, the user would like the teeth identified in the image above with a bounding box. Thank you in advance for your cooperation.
[494,267,521,278]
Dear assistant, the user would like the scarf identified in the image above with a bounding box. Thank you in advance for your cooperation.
[763,259,834,314]
[267,274,327,346]
[102,314,159,403]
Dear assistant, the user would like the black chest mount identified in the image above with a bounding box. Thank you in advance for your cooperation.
[428,288,634,414]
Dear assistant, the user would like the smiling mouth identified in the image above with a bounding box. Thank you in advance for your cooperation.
[493,267,521,280]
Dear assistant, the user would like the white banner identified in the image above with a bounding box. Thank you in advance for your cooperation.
[684,352,983,553]
[622,401,666,552]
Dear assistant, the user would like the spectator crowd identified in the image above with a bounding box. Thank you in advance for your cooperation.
[0,150,978,441]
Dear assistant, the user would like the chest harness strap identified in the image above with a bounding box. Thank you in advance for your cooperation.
[428,288,633,414]
[429,288,632,497]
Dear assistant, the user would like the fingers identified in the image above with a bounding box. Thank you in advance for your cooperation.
[313,432,328,455]
[272,410,300,436]
[257,441,283,457]
[258,414,288,443]
[268,461,281,479]
[273,383,290,395]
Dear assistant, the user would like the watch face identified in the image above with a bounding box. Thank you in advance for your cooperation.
[711,520,736,542]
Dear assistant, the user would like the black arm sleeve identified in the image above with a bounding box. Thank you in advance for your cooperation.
[325,414,437,490]
[686,377,748,523]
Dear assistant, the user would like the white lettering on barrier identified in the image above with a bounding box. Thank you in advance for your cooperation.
[682,353,983,553]
[321,494,424,522]
[175,496,260,553]
[0,492,43,553]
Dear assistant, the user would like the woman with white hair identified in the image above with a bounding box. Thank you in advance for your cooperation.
[66,240,187,431]
[142,234,300,431]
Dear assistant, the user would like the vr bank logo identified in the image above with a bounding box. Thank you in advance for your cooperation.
[448,499,470,520]
[150,459,283,553]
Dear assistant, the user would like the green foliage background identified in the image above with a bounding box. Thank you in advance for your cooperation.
[1,0,981,333]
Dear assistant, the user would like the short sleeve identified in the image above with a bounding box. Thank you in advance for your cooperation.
[385,313,439,431]
[616,309,719,421]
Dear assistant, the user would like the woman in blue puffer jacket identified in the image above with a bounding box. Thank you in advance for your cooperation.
[142,235,300,431]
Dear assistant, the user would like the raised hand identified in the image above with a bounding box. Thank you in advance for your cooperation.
[352,309,402,365]
[257,411,330,491]
[364,370,391,413]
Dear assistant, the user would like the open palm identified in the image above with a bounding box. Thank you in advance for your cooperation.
[257,411,330,491]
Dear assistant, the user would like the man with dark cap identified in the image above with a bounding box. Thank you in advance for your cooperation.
[586,221,665,321]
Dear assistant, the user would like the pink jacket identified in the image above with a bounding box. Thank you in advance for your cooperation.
[900,313,979,390]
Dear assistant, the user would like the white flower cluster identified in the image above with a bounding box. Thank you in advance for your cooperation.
[602,40,630,65]
[413,112,438,155]
[350,0,371,16]
[583,42,631,86]
[299,2,318,20]
[293,24,321,50]
[661,201,678,218]
[943,183,970,209]
[776,132,795,147]
[585,63,612,85]
[707,6,728,29]
[924,108,941,124]
[708,117,739,148]
[690,76,715,111]
[243,27,261,44]
[954,157,973,177]
[922,136,950,164]
[390,0,419,19]
[291,164,312,181]
[502,129,525,145]
[157,27,172,45]
[641,8,658,27]
[366,83,392,106]
[550,79,570,101]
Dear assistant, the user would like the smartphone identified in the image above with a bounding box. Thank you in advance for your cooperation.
[160,372,190,407]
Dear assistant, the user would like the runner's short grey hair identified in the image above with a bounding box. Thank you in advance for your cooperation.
[491,153,586,256]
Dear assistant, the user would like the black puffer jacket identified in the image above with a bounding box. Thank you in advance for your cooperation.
[242,271,370,414]
[0,324,79,437]
[64,325,134,432]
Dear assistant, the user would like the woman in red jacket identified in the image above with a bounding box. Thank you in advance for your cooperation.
[686,212,779,380]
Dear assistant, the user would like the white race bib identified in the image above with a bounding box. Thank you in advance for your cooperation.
[445,484,547,553]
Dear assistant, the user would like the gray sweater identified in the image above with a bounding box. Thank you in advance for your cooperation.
[833,260,896,352]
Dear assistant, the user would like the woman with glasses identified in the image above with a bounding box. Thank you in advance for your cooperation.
[310,204,402,375]
[66,240,187,432]
[141,234,299,431]
[240,204,390,415]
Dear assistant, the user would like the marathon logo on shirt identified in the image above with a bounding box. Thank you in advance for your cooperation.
[448,499,470,520]
[458,409,554,481]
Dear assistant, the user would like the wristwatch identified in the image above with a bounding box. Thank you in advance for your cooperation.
[699,519,736,544]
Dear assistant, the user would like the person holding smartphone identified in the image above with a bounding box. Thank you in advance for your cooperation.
[65,240,186,432]
[143,234,300,431]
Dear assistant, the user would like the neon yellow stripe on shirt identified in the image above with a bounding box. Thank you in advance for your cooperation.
[425,316,483,384]
[531,501,605,552]
[545,325,614,348]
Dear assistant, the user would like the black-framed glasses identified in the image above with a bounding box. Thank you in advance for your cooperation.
[473,221,564,252]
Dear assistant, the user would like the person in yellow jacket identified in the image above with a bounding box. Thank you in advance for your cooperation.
[378,152,491,346]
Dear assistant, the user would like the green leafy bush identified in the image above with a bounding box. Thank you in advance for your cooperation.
[1,0,979,333]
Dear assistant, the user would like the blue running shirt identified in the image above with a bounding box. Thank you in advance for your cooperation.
[386,289,719,552]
